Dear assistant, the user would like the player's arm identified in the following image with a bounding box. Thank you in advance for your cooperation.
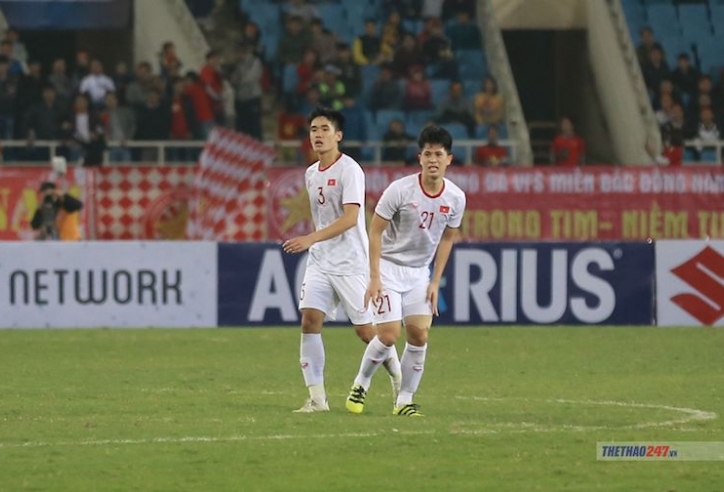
[283,203,359,254]
[364,212,389,308]
[427,226,460,316]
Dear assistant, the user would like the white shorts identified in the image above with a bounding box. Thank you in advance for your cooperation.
[298,265,373,325]
[373,258,432,324]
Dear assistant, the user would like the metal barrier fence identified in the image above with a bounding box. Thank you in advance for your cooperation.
[0,139,519,166]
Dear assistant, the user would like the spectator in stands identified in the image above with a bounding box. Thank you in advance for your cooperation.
[687,92,712,134]
[550,116,585,166]
[418,16,439,45]
[112,61,133,105]
[135,89,170,161]
[6,28,28,64]
[689,75,712,115]
[473,76,504,125]
[284,0,319,24]
[370,63,402,110]
[340,96,366,161]
[661,102,686,144]
[335,43,361,98]
[647,129,682,167]
[671,52,699,101]
[168,79,195,162]
[447,11,481,51]
[422,0,445,19]
[100,91,136,162]
[242,21,266,62]
[435,80,476,136]
[310,19,338,65]
[696,107,719,142]
[384,0,422,19]
[422,21,449,64]
[277,105,306,163]
[184,71,215,139]
[296,49,319,97]
[64,93,102,164]
[200,50,224,124]
[48,59,72,112]
[354,20,383,65]
[382,118,415,163]
[278,15,313,65]
[394,33,425,78]
[474,124,508,166]
[318,64,345,110]
[231,42,263,140]
[403,65,433,110]
[159,41,182,78]
[0,57,17,139]
[381,11,405,61]
[80,60,116,109]
[126,62,161,109]
[442,0,475,20]
[24,85,66,140]
[636,26,665,67]
[642,47,670,96]
[653,79,680,111]
[655,93,675,126]
[0,40,24,76]
[298,86,321,115]
[70,50,90,92]
[15,60,43,137]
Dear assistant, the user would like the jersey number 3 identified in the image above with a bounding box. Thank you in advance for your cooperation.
[317,186,326,205]
[419,211,435,229]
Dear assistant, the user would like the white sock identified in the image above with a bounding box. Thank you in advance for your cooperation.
[382,345,401,382]
[354,335,389,390]
[300,333,326,402]
[396,343,427,407]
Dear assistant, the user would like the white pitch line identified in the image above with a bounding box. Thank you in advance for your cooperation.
[0,430,435,450]
[455,396,717,430]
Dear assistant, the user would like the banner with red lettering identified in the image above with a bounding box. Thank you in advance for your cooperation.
[0,167,88,240]
[267,166,724,242]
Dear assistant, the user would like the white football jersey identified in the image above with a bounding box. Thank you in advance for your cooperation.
[305,153,369,274]
[375,173,466,268]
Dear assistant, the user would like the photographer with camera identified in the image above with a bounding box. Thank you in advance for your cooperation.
[30,181,83,241]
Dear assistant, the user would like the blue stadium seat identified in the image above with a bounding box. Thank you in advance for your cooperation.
[621,0,647,30]
[446,123,469,140]
[459,62,486,80]
[318,3,346,29]
[474,124,489,139]
[245,3,280,30]
[678,3,711,39]
[456,49,486,67]
[402,19,423,35]
[700,147,719,163]
[463,79,481,97]
[375,109,406,132]
[282,63,299,94]
[430,79,451,104]
[406,109,435,134]
[646,3,681,36]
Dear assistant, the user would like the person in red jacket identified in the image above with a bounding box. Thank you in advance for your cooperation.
[550,116,585,166]
[184,71,215,139]
[200,49,224,123]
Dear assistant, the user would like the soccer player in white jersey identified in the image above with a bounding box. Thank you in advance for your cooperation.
[345,125,466,417]
[283,107,401,413]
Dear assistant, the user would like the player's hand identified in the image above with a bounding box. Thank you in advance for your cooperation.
[427,281,440,317]
[364,277,383,310]
[283,235,314,254]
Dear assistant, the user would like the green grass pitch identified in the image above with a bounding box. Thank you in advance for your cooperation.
[1,327,723,491]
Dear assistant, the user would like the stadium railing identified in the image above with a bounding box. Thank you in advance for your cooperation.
[0,139,519,166]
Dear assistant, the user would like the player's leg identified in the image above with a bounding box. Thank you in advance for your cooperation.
[331,273,402,413]
[394,279,433,417]
[293,268,335,413]
[345,295,403,413]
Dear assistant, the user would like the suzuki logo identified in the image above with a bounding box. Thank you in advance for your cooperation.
[670,246,724,325]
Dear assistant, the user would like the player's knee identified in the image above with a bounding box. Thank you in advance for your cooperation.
[300,313,323,333]
[377,329,399,346]
[355,323,375,342]
[406,326,428,346]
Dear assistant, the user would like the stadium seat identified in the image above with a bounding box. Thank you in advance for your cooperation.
[282,63,299,94]
[245,3,280,31]
[474,124,489,139]
[678,3,712,39]
[646,3,681,36]
[446,123,469,140]
[375,109,406,132]
[430,79,451,104]
[463,79,481,98]
[406,109,435,135]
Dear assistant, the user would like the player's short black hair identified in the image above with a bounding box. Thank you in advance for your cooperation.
[418,124,453,153]
[307,106,345,132]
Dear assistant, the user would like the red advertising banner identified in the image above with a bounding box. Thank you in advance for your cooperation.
[0,167,88,240]
[267,166,724,242]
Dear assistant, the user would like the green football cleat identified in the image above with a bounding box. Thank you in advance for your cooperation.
[345,384,367,414]
[393,403,424,417]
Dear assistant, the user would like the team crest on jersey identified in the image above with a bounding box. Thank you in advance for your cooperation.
[327,178,336,186]
[439,205,450,213]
